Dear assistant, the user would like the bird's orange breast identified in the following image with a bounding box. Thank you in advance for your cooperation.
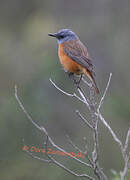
[58,43,82,74]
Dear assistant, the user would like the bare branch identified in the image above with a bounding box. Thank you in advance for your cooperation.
[40,127,92,168]
[15,72,130,180]
[66,134,84,154]
[95,73,130,180]
[121,127,130,180]
[66,134,94,166]
[121,156,129,180]
[76,110,93,129]
[43,128,95,180]
[98,113,122,147]
[92,127,99,164]
[98,107,130,180]
[25,150,52,163]
[26,134,95,180]
[77,87,91,110]
[15,85,41,131]
[95,73,122,147]
[47,155,95,180]
[50,78,86,103]
[124,127,130,154]
[97,73,112,112]
[80,78,108,180]
[15,85,93,169]
[22,139,51,163]
[50,78,75,97]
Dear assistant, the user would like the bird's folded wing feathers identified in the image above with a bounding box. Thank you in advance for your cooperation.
[63,40,94,73]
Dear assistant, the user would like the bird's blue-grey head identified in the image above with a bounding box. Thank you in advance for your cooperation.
[48,29,79,44]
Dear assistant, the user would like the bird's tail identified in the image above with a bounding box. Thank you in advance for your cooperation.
[83,69,100,94]
[91,76,100,94]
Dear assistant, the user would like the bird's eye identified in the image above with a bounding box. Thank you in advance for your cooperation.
[59,35,64,39]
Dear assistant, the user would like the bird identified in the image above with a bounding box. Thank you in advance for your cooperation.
[48,29,99,94]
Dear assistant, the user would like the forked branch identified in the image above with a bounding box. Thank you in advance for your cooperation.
[15,73,130,180]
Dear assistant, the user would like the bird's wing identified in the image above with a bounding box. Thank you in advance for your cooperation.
[63,39,94,73]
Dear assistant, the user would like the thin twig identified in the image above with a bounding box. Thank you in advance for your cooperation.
[121,156,129,180]
[44,134,95,179]
[95,73,122,148]
[66,134,84,154]
[15,85,41,131]
[22,139,51,163]
[124,127,130,154]
[40,127,92,168]
[50,78,86,103]
[26,150,52,163]
[98,113,122,147]
[42,127,95,180]
[92,128,98,164]
[15,85,93,169]
[121,127,130,180]
[15,71,130,180]
[26,134,95,180]
[76,110,93,129]
[97,73,112,112]
[47,155,95,180]
[77,87,91,110]
[66,134,94,166]
[76,80,107,180]
[95,73,130,180]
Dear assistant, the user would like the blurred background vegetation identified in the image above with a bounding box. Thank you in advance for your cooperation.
[0,0,130,179]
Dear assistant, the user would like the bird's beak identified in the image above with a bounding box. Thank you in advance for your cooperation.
[48,33,58,38]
